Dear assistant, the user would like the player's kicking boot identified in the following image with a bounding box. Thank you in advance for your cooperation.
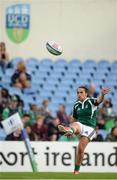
[74,164,81,174]
[58,125,74,136]
[74,170,80,174]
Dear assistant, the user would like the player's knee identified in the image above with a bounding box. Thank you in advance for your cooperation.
[70,122,81,134]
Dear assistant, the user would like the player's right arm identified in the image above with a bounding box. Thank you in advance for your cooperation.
[93,87,110,106]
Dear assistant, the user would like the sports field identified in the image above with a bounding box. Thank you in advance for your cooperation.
[0,173,117,180]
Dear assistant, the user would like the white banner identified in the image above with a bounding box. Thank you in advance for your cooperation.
[0,142,117,172]
[1,113,23,135]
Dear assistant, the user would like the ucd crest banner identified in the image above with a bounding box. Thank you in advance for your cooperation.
[6,4,30,44]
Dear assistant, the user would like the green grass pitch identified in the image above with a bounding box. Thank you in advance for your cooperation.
[0,172,117,179]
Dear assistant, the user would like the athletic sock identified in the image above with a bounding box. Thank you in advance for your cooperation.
[70,127,76,134]
[74,164,80,171]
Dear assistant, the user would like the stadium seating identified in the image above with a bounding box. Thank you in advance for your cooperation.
[0,58,117,116]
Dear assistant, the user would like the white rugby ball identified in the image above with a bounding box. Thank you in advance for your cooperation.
[46,41,62,56]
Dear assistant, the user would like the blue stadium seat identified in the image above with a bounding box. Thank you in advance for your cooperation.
[21,94,35,104]
[93,72,107,81]
[32,76,45,84]
[2,75,11,83]
[26,57,39,65]
[55,59,67,67]
[43,82,58,92]
[49,103,59,116]
[91,78,104,88]
[75,78,89,86]
[83,59,97,68]
[61,78,74,86]
[5,69,14,76]
[79,73,92,80]
[68,59,82,71]
[39,65,52,73]
[0,82,11,89]
[39,92,52,100]
[26,58,39,70]
[64,73,77,80]
[40,58,53,66]
[97,60,111,69]
[69,59,80,65]
[111,61,117,71]
[24,103,30,112]
[51,96,65,104]
[46,76,60,83]
[9,87,22,96]
[66,94,77,104]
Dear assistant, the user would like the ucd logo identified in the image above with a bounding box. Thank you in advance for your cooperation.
[6,4,30,44]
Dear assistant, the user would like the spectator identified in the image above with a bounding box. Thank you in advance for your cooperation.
[48,117,60,141]
[99,99,116,119]
[31,115,48,141]
[22,113,30,127]
[18,98,25,118]
[0,42,10,73]
[98,99,116,132]
[40,99,53,123]
[28,104,39,125]
[2,95,22,120]
[26,126,35,141]
[106,127,117,141]
[92,126,104,142]
[11,61,31,88]
[56,104,69,125]
[40,99,51,116]
[88,82,99,98]
[5,128,22,141]
[0,88,10,120]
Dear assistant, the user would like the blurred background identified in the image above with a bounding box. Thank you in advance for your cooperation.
[0,0,117,143]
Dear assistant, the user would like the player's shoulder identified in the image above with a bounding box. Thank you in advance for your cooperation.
[87,97,97,105]
[88,97,97,101]
[74,100,82,105]
[73,100,81,108]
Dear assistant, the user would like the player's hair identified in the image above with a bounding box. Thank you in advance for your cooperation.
[78,85,88,94]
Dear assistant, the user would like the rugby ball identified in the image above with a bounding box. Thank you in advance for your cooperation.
[46,41,62,55]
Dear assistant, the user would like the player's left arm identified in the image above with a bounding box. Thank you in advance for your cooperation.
[94,87,110,106]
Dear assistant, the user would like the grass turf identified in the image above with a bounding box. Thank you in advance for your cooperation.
[0,173,117,179]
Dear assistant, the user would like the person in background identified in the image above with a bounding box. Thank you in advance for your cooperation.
[22,113,30,127]
[48,117,60,141]
[56,104,69,125]
[98,99,116,132]
[0,42,10,73]
[40,99,53,123]
[99,99,116,119]
[31,115,48,141]
[0,88,10,120]
[2,95,22,120]
[106,127,117,141]
[28,104,39,126]
[88,82,99,98]
[11,61,31,88]
[5,128,22,141]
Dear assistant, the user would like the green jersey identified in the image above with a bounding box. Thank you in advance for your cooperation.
[73,97,98,128]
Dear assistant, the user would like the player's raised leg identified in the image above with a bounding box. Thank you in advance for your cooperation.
[58,122,81,136]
